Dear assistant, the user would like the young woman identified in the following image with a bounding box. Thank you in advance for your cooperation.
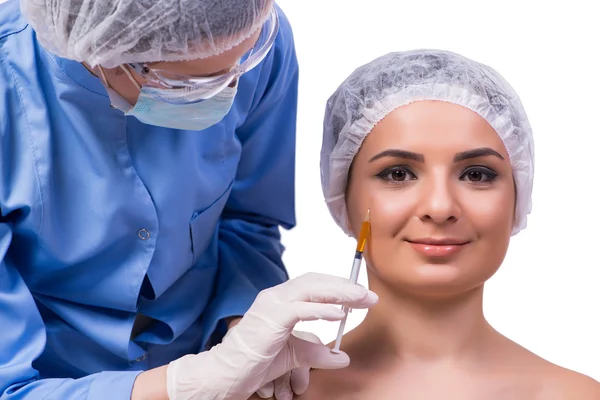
[253,49,599,399]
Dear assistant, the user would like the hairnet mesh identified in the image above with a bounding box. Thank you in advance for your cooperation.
[321,49,534,237]
[21,0,273,68]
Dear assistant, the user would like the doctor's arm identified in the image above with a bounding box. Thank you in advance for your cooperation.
[199,13,300,343]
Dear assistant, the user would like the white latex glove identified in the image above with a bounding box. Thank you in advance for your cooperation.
[166,272,378,400]
[254,331,322,400]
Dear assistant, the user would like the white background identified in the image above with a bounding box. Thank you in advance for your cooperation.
[277,0,600,382]
[2,0,597,383]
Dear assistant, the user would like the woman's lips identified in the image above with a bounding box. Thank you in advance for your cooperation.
[407,239,469,257]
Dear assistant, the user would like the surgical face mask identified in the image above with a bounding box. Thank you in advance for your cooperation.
[98,65,237,131]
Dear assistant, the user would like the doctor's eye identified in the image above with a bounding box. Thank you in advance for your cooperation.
[376,166,417,184]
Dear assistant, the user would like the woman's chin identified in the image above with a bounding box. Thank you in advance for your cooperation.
[378,265,488,300]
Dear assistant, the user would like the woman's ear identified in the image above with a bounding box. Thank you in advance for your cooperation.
[342,207,358,239]
[512,179,518,226]
[343,161,359,239]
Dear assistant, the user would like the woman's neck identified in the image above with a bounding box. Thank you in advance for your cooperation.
[344,279,497,369]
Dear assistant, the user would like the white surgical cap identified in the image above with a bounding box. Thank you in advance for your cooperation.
[21,0,273,68]
[321,49,534,237]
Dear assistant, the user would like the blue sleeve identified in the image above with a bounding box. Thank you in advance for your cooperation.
[0,224,142,399]
[200,7,299,347]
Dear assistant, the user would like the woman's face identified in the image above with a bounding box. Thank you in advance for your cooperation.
[346,101,515,299]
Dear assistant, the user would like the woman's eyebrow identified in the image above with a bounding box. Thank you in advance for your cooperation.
[453,147,504,162]
[369,149,424,163]
[368,147,504,163]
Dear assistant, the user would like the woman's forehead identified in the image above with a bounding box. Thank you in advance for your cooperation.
[360,101,508,159]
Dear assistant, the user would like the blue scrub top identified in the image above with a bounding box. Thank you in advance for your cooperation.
[0,0,298,398]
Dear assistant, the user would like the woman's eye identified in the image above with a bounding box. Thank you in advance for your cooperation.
[377,166,417,183]
[390,170,408,181]
[461,167,498,183]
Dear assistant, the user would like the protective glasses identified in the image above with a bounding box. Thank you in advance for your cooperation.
[127,7,279,103]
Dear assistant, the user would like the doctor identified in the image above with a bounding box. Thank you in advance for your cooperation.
[0,0,378,399]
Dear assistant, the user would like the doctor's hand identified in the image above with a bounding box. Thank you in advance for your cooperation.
[223,318,320,400]
[165,272,378,400]
[254,330,325,400]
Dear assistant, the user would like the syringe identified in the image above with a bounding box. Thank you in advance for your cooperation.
[331,209,370,353]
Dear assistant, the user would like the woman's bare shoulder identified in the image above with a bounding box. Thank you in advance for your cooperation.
[498,334,599,398]
[541,367,600,399]
[520,349,600,400]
